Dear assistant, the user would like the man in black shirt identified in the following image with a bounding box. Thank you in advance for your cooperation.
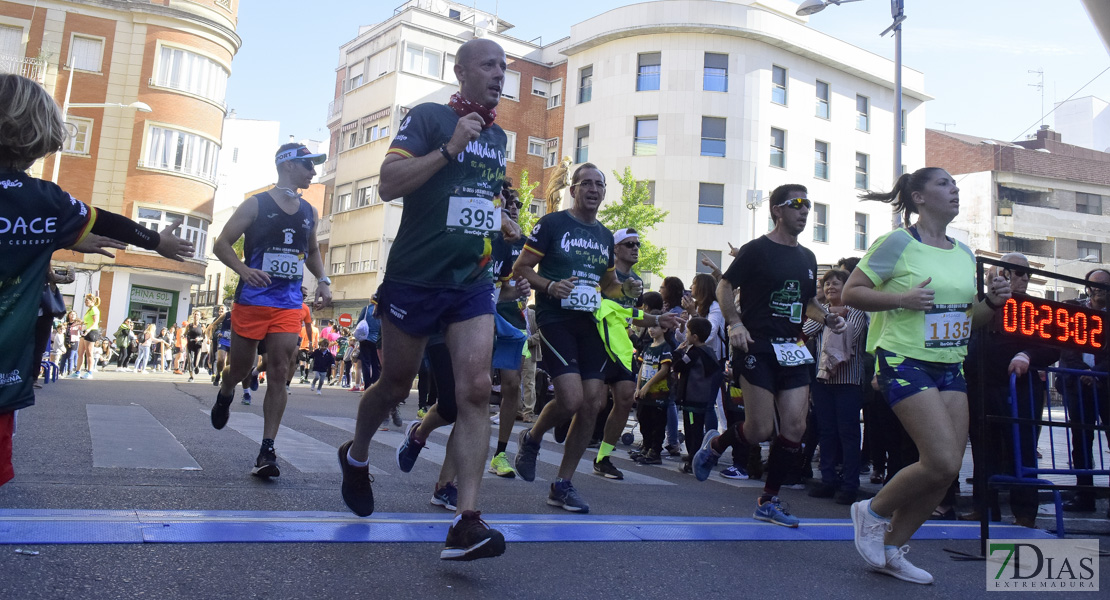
[694,183,845,527]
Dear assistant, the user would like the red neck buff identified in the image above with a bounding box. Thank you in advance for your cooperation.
[448,92,496,129]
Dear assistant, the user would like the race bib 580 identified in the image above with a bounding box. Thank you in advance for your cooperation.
[770,337,814,367]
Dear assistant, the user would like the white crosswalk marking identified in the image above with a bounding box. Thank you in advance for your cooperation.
[88,405,200,470]
[205,411,386,476]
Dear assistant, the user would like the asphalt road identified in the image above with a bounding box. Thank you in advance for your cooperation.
[1,370,1105,599]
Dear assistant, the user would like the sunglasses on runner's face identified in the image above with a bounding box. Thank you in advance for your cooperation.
[775,197,811,210]
[507,200,523,209]
[619,241,641,249]
[297,159,316,171]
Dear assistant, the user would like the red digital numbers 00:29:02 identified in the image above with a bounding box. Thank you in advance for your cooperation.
[1001,297,1104,349]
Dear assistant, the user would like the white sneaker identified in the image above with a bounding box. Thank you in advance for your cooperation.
[851,499,891,568]
[316,390,322,395]
[874,545,934,585]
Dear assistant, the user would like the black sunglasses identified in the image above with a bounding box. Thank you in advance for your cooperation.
[1005,267,1030,278]
[507,200,523,209]
[619,241,641,249]
[297,158,317,170]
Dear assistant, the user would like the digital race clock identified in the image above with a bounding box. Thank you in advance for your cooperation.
[1000,293,1106,351]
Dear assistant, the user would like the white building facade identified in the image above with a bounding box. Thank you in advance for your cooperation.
[559,0,928,282]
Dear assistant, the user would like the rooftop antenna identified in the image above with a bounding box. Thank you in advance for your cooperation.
[937,121,956,132]
[1029,68,1044,129]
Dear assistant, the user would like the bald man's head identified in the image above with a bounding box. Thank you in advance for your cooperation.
[998,252,1031,294]
[454,39,506,108]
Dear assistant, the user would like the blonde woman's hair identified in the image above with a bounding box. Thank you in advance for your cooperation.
[0,74,67,167]
[84,293,101,307]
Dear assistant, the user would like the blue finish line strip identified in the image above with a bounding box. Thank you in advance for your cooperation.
[0,509,1054,545]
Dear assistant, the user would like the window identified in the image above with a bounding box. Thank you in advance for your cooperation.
[379,125,389,140]
[901,109,907,144]
[136,208,208,260]
[856,95,870,131]
[449,8,461,19]
[533,77,561,108]
[575,126,589,164]
[548,79,562,108]
[367,48,396,81]
[527,137,544,157]
[854,212,868,251]
[333,192,352,213]
[855,152,869,190]
[0,25,23,58]
[504,131,516,162]
[578,65,593,103]
[696,249,722,274]
[155,46,229,104]
[348,131,358,150]
[346,60,365,90]
[443,54,455,81]
[814,140,829,180]
[698,183,724,225]
[502,70,521,100]
[997,235,1029,254]
[349,241,379,273]
[363,124,376,144]
[816,80,830,119]
[355,181,376,208]
[703,53,727,92]
[403,43,443,78]
[68,35,102,72]
[144,126,220,182]
[1077,192,1103,215]
[644,181,656,206]
[63,118,92,154]
[770,128,786,168]
[771,65,787,105]
[544,140,559,169]
[637,52,660,91]
[532,77,550,97]
[813,203,828,243]
[634,117,658,156]
[701,117,726,157]
[1078,241,1103,263]
[330,246,346,275]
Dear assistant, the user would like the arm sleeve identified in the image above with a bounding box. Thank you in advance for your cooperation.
[89,209,161,250]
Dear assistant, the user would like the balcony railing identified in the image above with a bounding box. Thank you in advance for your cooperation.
[316,217,331,240]
[0,54,46,83]
[327,97,343,125]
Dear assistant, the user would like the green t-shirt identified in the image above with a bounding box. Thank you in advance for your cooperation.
[384,103,508,289]
[858,228,977,364]
[492,233,527,329]
[82,305,100,331]
[0,169,93,413]
[524,210,615,327]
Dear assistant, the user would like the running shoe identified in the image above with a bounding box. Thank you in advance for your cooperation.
[337,440,374,517]
[720,466,749,480]
[851,499,892,568]
[488,452,516,478]
[691,430,721,481]
[547,480,589,513]
[430,482,458,511]
[211,389,234,429]
[440,510,505,561]
[352,386,363,393]
[593,456,624,480]
[251,447,280,478]
[249,370,259,391]
[390,407,402,428]
[664,443,683,457]
[753,496,799,528]
[553,419,569,444]
[635,449,662,465]
[396,420,425,473]
[212,372,220,387]
[241,391,251,405]
[874,545,933,585]
[514,429,540,482]
[83,370,93,379]
[416,408,427,419]
[315,390,322,396]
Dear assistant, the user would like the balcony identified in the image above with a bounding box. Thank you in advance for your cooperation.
[327,97,343,126]
[0,54,46,83]
[316,216,331,242]
[319,157,337,183]
[995,203,1110,244]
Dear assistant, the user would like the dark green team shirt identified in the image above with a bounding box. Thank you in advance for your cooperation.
[524,210,615,327]
[603,267,643,309]
[384,103,508,289]
[492,233,527,329]
[0,169,93,414]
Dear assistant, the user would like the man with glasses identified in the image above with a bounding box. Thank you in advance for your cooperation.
[211,143,332,478]
[693,183,845,527]
[961,253,1059,527]
[513,163,680,512]
[1056,267,1110,514]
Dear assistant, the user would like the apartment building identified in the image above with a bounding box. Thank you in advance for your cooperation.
[0,0,240,330]
[929,126,1110,300]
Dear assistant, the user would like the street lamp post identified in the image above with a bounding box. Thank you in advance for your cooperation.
[797,0,906,186]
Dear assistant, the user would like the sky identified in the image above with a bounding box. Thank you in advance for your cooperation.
[225,0,1110,146]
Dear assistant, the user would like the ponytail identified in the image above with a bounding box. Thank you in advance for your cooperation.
[858,167,943,228]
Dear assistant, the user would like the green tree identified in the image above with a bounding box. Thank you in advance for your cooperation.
[598,166,669,276]
[513,169,540,233]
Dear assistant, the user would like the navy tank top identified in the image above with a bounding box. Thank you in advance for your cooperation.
[234,192,314,309]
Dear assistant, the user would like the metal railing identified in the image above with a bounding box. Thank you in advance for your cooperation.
[327,97,343,124]
[0,54,46,83]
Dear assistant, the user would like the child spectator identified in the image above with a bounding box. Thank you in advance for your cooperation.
[634,310,674,465]
[51,324,66,366]
[309,340,335,395]
[672,317,723,474]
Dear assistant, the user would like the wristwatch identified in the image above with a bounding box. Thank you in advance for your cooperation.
[319,276,332,286]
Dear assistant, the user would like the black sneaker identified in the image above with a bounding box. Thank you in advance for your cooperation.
[440,510,506,561]
[212,372,220,387]
[593,456,624,480]
[210,390,233,429]
[251,447,280,478]
[338,440,375,517]
[514,429,541,482]
[664,443,683,457]
[636,449,662,465]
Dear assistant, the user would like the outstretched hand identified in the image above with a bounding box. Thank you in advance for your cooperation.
[155,219,196,261]
[69,233,126,258]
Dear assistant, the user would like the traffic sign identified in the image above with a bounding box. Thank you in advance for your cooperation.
[337,313,353,327]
